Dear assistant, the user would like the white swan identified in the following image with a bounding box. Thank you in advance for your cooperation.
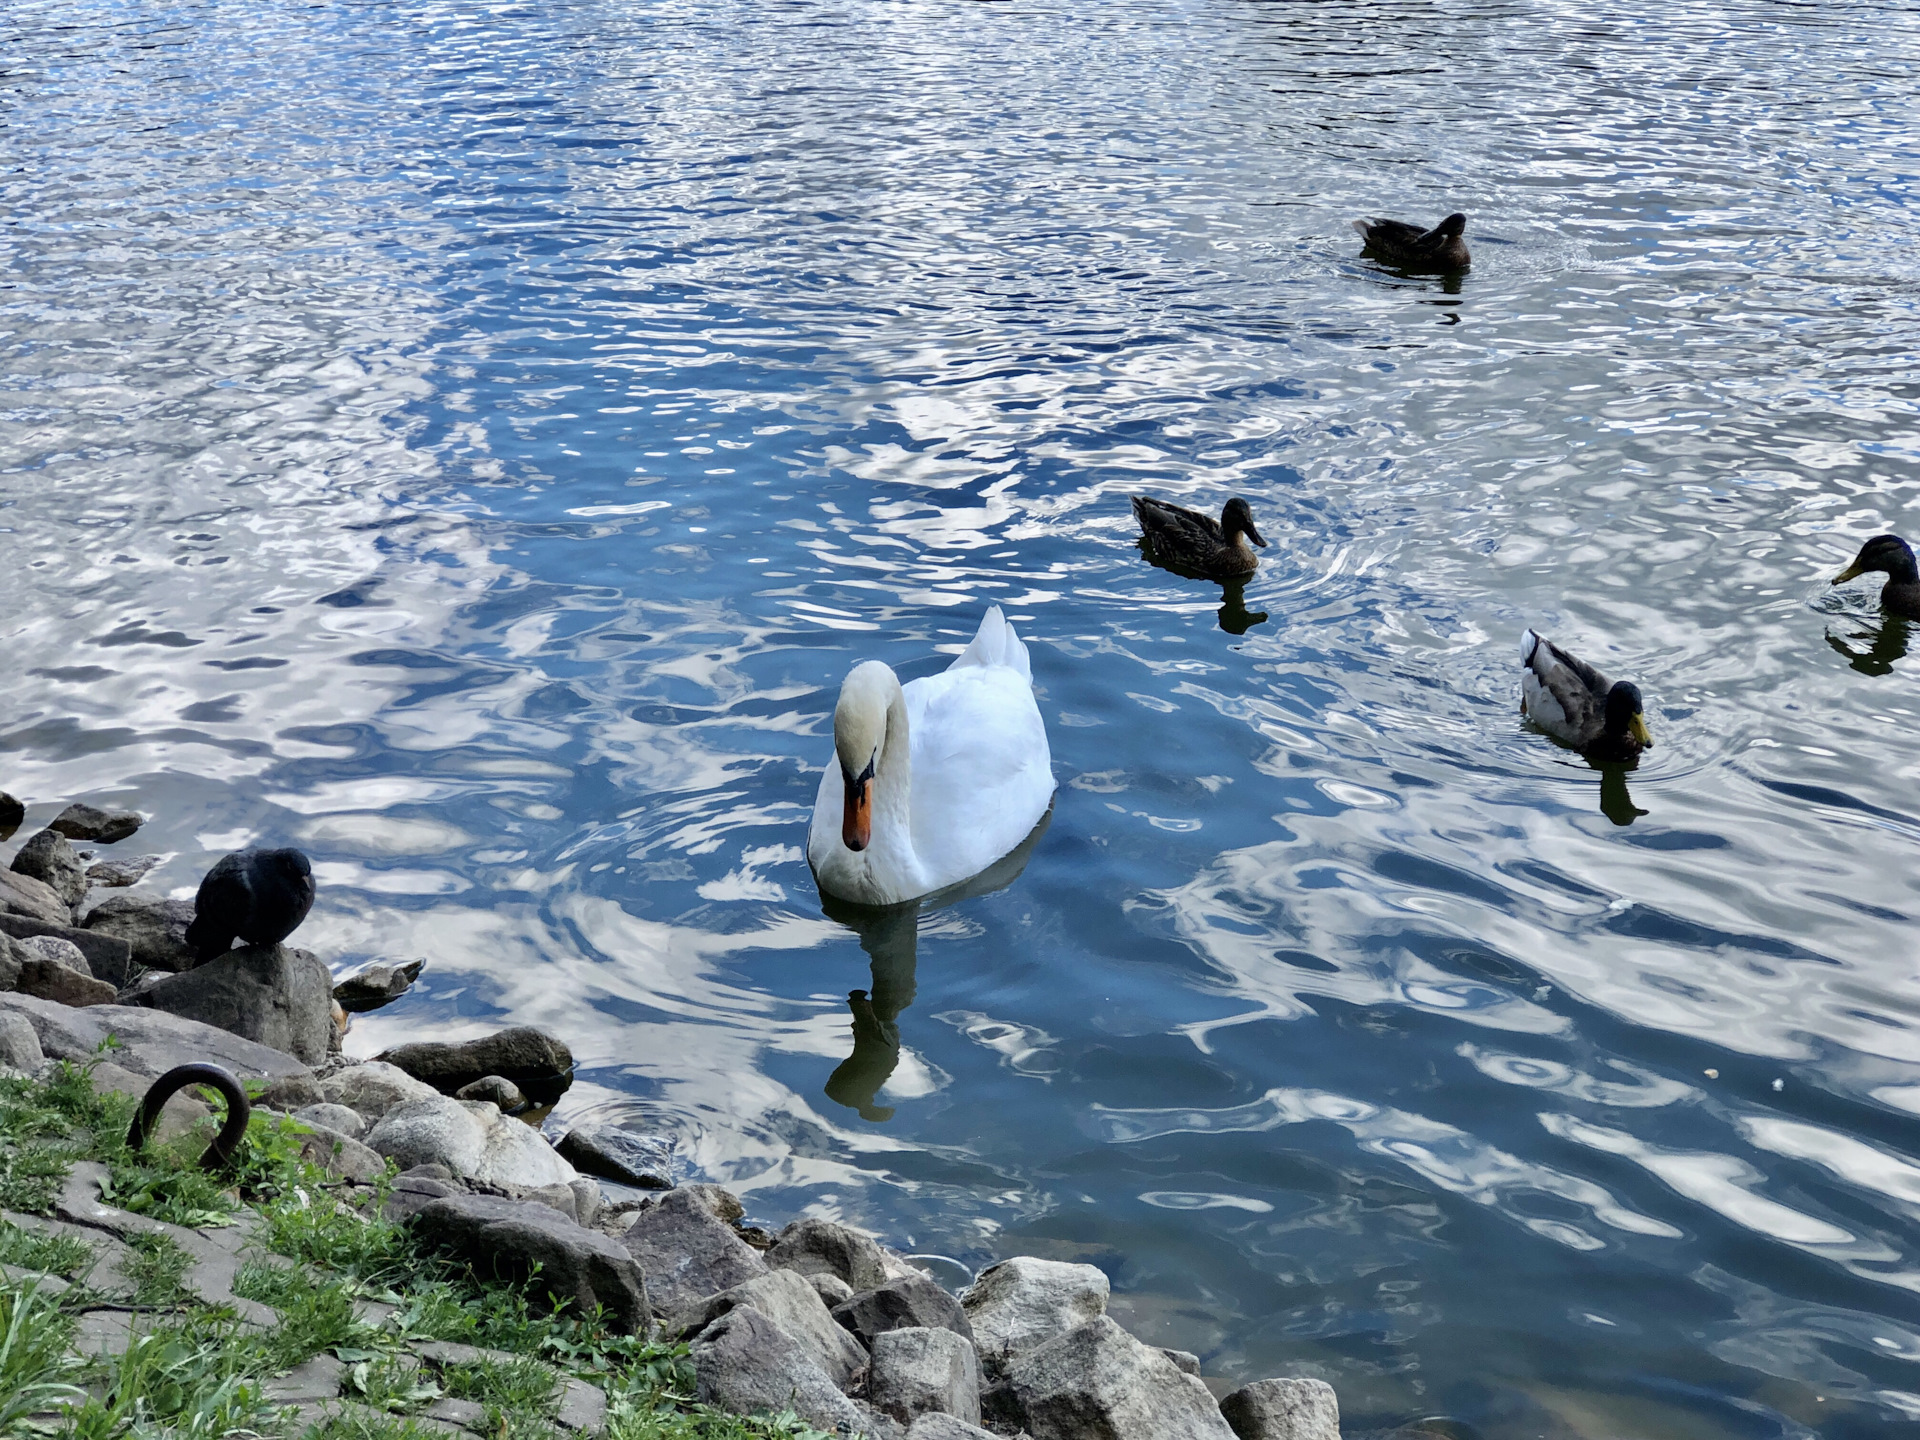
[808,607,1054,906]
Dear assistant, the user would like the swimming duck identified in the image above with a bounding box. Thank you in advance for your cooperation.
[1520,630,1652,763]
[1132,495,1268,580]
[1831,534,1920,619]
[1352,212,1470,272]
[808,607,1054,907]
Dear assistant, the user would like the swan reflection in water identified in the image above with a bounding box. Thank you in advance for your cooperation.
[1826,615,1911,676]
[817,811,1051,1123]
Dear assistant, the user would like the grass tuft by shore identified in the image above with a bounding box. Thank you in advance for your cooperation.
[0,1055,845,1440]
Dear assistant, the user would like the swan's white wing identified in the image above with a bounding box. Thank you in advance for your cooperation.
[905,662,1053,889]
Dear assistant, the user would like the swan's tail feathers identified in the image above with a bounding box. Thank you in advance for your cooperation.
[1520,628,1544,666]
[949,605,1032,681]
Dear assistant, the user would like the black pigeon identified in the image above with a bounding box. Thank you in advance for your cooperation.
[184,848,316,963]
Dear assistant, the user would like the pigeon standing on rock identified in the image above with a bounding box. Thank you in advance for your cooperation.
[184,848,316,963]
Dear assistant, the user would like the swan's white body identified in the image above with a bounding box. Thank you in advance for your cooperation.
[808,608,1054,906]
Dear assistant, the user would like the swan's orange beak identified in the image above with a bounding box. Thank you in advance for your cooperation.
[841,763,873,851]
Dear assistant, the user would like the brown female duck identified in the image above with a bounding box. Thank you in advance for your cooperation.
[1352,212,1470,272]
[1832,534,1920,619]
[1132,495,1268,580]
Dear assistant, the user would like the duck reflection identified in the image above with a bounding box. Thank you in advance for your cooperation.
[1217,579,1269,636]
[817,810,1050,1123]
[1596,765,1648,827]
[1826,615,1911,676]
[1135,544,1270,636]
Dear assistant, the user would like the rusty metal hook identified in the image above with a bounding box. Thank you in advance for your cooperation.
[126,1062,251,1171]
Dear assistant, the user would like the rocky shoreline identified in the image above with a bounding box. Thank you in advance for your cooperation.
[1,791,1341,1440]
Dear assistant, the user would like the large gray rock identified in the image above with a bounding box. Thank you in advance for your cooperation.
[767,1216,892,1291]
[810,1272,855,1309]
[381,1169,464,1223]
[1219,1379,1340,1440]
[0,1009,44,1071]
[0,858,75,923]
[0,913,134,985]
[998,1318,1235,1440]
[0,933,17,991]
[665,1268,867,1389]
[455,1075,527,1111]
[0,992,309,1080]
[834,1270,975,1349]
[292,1102,367,1140]
[962,1257,1110,1375]
[86,855,163,889]
[83,894,198,973]
[410,1193,650,1335]
[555,1124,674,1189]
[124,942,332,1064]
[0,792,22,841]
[15,952,117,1007]
[364,1096,578,1189]
[18,934,90,975]
[905,1417,998,1440]
[619,1187,769,1314]
[49,803,143,845]
[321,1060,439,1122]
[292,1121,387,1182]
[375,1026,573,1104]
[333,959,422,1014]
[689,1305,864,1434]
[257,1071,326,1111]
[11,829,88,909]
[871,1326,983,1428]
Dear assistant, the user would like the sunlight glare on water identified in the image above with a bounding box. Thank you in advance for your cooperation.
[5,1,1920,1435]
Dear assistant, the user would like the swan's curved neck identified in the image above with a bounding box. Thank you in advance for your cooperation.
[867,681,914,862]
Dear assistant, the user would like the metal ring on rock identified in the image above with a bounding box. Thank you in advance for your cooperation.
[126,1063,251,1172]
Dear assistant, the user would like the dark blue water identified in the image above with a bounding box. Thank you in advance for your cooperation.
[7,1,1920,1435]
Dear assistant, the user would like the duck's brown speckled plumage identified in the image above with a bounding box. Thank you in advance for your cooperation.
[1352,212,1470,272]
[1132,496,1268,580]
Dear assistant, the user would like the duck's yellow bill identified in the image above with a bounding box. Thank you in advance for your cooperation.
[1833,563,1867,585]
[1630,714,1654,748]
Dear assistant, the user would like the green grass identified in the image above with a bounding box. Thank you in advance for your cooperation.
[0,1275,84,1433]
[439,1354,559,1410]
[234,1261,373,1371]
[339,1351,445,1414]
[0,1054,871,1440]
[0,1219,96,1280]
[299,1413,469,1440]
[60,1314,275,1440]
[122,1230,194,1307]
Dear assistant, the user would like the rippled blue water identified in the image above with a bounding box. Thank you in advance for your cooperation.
[8,1,1920,1434]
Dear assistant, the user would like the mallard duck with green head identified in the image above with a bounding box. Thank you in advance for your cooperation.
[1832,534,1920,619]
[1132,495,1268,580]
[1520,630,1652,763]
[1353,212,1470,272]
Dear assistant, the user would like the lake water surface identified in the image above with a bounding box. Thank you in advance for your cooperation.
[7,1,1920,1435]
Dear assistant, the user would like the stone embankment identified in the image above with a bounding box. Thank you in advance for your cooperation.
[1,789,1342,1440]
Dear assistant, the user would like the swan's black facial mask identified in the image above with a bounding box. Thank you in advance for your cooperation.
[841,753,876,851]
